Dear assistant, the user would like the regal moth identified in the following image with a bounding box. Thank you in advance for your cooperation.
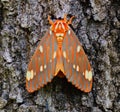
[26,14,93,93]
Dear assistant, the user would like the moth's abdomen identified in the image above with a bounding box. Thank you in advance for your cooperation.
[54,49,65,76]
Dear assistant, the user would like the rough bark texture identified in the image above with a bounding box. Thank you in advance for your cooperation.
[0,0,120,112]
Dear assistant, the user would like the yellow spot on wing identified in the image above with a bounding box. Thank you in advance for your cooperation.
[73,64,75,69]
[26,71,31,81]
[26,70,34,81]
[88,71,92,81]
[85,70,92,81]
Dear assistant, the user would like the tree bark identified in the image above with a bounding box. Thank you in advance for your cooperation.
[0,0,120,112]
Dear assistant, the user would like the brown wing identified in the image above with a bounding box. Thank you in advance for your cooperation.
[62,27,92,92]
[26,30,58,93]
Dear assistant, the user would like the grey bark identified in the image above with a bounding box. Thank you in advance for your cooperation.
[0,0,120,112]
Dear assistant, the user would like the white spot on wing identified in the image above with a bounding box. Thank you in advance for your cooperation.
[44,65,47,69]
[77,45,81,53]
[68,30,71,35]
[88,71,92,81]
[26,70,35,81]
[83,72,85,76]
[39,45,43,53]
[73,64,75,69]
[50,30,52,35]
[85,70,89,79]
[85,70,92,81]
[40,65,43,72]
[76,65,79,72]
[67,59,70,63]
[26,71,31,81]
[50,59,52,63]
[63,51,67,58]
[53,51,56,59]
[30,70,34,79]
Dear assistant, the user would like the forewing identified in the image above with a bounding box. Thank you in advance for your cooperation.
[62,28,92,92]
[26,30,57,92]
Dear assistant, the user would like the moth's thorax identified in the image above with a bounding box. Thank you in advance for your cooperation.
[51,20,69,32]
[50,20,69,47]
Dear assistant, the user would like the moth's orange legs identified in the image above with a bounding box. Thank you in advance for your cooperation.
[48,15,53,25]
[63,14,75,24]
[67,16,75,24]
[64,14,67,22]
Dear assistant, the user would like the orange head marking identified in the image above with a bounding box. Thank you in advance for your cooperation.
[48,15,74,38]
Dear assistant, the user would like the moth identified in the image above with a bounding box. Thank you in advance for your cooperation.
[26,14,92,93]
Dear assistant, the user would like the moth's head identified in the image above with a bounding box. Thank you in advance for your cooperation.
[48,14,74,37]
